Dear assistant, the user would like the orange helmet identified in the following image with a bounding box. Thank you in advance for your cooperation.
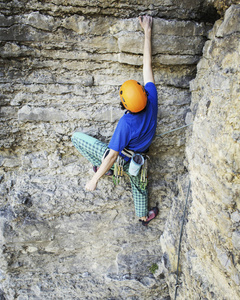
[119,80,147,113]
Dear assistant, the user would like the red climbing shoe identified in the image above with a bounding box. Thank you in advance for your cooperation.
[93,166,113,176]
[140,207,159,226]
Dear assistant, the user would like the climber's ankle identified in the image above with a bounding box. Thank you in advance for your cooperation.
[139,216,147,222]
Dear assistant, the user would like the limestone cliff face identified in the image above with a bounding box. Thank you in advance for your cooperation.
[0,0,239,299]
[186,5,240,299]
[159,4,240,300]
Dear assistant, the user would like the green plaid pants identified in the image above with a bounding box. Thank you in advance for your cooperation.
[72,132,148,218]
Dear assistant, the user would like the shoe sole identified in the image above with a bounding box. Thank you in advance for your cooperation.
[141,207,159,226]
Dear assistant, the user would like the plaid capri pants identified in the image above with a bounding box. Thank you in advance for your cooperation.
[71,132,148,218]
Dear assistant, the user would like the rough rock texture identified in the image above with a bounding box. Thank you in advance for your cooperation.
[159,4,240,300]
[214,0,240,15]
[1,0,238,299]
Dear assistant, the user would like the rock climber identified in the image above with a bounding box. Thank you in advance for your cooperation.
[72,15,159,226]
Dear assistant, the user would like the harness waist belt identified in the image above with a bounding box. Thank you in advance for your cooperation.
[121,148,135,158]
[121,147,149,159]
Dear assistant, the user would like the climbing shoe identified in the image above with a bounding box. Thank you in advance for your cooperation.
[140,207,159,226]
[93,166,113,176]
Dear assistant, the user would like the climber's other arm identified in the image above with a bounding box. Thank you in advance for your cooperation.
[85,149,119,191]
[139,15,154,85]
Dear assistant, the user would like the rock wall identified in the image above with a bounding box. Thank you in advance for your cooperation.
[1,0,236,299]
[159,4,240,300]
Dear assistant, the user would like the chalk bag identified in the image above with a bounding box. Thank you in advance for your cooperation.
[129,153,144,176]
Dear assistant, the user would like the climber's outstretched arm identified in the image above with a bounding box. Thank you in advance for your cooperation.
[85,149,118,191]
[139,15,154,85]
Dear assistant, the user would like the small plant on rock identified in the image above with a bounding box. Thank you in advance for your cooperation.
[214,0,239,16]
[149,263,158,274]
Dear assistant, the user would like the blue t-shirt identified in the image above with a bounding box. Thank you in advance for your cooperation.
[108,82,158,161]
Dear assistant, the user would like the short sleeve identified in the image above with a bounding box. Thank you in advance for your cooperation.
[145,82,158,108]
[108,116,131,152]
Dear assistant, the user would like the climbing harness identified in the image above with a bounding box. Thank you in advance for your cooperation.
[112,148,132,186]
[102,148,110,162]
[112,123,193,187]
[174,180,191,300]
[112,150,148,187]
[140,156,149,190]
[121,147,135,158]
[113,156,125,185]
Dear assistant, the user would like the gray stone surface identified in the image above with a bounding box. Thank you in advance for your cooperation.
[1,1,239,300]
[160,4,240,300]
